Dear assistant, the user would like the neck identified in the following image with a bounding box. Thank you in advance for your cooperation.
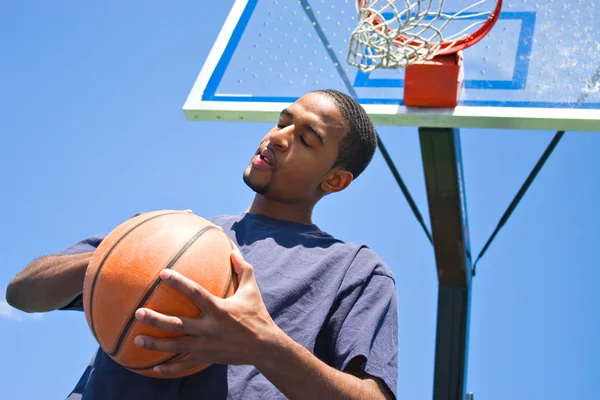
[246,195,316,225]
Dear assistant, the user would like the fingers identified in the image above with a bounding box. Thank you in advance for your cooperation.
[229,247,245,274]
[135,308,197,334]
[230,246,255,287]
[159,269,217,309]
[153,354,209,375]
[134,334,196,354]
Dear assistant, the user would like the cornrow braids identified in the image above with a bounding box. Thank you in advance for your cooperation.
[311,89,378,180]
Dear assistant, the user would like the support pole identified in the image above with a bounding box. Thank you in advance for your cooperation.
[419,127,473,400]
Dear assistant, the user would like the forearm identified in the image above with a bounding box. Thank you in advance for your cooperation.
[6,253,93,312]
[256,329,387,400]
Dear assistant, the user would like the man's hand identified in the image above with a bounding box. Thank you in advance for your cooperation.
[134,244,395,399]
[133,246,280,375]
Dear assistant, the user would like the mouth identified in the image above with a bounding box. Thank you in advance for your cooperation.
[259,148,274,165]
[251,147,275,169]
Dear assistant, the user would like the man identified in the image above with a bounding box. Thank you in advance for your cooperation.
[7,89,398,399]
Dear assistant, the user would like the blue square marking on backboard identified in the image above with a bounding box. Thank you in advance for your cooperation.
[353,12,536,91]
[201,2,599,110]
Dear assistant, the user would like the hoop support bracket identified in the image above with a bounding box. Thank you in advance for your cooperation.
[404,51,464,108]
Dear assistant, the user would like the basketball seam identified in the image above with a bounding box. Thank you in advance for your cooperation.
[105,238,198,354]
[125,231,234,371]
[108,225,218,357]
[119,230,234,371]
[221,236,236,298]
[103,229,202,353]
[222,264,235,298]
[88,211,186,342]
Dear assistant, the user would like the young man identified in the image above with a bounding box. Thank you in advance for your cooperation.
[7,89,398,399]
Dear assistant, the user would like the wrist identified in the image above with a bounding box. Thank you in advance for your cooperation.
[253,324,295,372]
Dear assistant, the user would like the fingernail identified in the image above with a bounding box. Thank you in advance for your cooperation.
[154,366,162,373]
[160,269,172,279]
[134,336,145,347]
[135,309,145,320]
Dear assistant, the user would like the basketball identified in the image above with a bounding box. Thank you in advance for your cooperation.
[82,210,238,378]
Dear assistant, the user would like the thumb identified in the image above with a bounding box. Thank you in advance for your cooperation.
[230,246,255,288]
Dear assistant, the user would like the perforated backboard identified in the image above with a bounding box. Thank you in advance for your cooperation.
[183,0,600,131]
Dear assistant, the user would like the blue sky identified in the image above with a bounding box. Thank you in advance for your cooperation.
[2,1,599,399]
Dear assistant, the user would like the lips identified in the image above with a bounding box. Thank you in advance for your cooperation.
[258,147,275,166]
[251,146,275,170]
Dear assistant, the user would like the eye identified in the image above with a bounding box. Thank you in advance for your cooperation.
[300,136,311,148]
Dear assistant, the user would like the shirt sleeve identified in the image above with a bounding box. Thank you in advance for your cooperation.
[327,248,399,398]
[55,233,108,311]
[55,234,107,256]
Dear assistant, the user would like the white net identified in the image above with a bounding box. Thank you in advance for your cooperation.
[347,0,496,72]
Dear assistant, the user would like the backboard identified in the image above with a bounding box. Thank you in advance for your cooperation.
[183,0,600,131]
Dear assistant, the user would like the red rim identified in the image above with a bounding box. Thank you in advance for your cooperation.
[356,0,503,55]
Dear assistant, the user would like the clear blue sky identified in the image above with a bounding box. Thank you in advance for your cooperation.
[2,1,599,399]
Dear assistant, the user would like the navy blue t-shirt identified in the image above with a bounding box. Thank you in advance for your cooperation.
[57,213,398,399]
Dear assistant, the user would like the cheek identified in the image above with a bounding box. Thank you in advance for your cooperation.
[278,166,310,186]
[282,157,330,187]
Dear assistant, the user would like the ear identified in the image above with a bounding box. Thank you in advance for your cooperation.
[320,168,353,194]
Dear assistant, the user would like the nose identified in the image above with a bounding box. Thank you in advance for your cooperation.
[268,125,293,152]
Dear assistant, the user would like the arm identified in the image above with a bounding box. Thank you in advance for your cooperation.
[6,212,148,312]
[6,252,93,313]
[6,233,106,313]
[133,247,397,399]
[257,330,394,400]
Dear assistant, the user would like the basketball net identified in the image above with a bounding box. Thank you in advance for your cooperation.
[347,0,503,107]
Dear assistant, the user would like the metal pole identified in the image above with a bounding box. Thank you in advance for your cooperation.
[419,127,473,400]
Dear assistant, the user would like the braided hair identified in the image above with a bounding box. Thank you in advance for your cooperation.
[311,89,377,180]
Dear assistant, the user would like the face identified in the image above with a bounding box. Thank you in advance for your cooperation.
[243,92,350,203]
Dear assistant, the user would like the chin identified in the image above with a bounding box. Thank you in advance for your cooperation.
[243,169,269,195]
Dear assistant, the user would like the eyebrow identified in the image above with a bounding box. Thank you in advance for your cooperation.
[279,108,324,144]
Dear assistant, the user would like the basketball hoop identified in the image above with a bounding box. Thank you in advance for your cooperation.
[347,0,503,107]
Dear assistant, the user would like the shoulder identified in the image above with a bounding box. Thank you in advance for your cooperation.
[353,246,395,280]
[333,243,396,291]
[207,214,241,229]
[55,233,108,256]
[120,211,239,231]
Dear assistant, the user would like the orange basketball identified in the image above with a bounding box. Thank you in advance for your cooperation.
[82,210,237,378]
